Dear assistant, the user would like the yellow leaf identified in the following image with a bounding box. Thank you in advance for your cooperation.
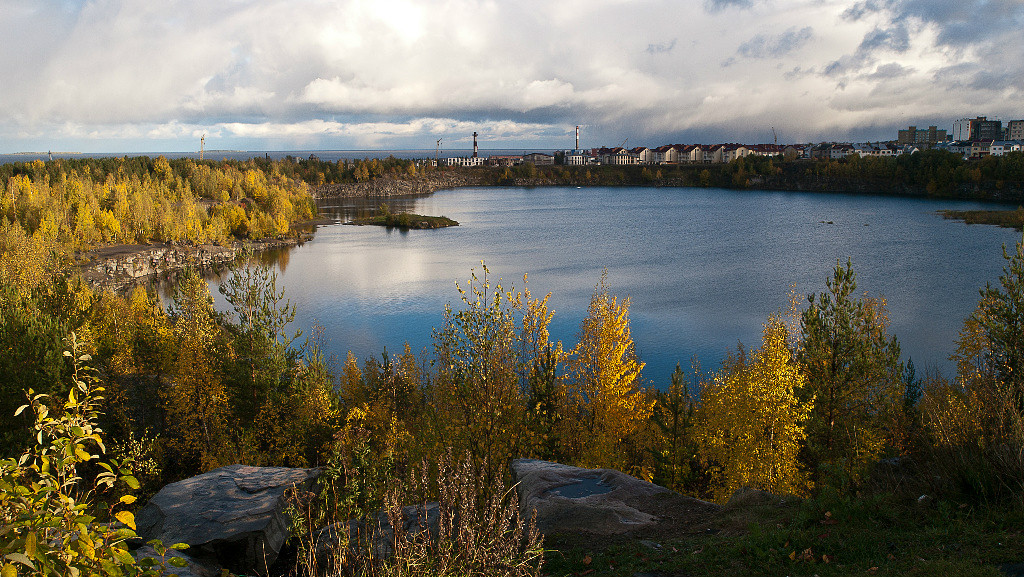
[789,551,797,561]
[2,564,18,577]
[119,495,137,505]
[115,510,136,530]
[25,531,37,559]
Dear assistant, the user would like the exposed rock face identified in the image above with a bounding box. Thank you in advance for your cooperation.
[136,464,321,575]
[76,236,306,293]
[511,459,721,537]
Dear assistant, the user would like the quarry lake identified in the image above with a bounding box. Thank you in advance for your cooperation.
[210,186,1021,386]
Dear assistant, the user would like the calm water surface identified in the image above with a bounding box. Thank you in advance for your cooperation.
[213,187,1021,386]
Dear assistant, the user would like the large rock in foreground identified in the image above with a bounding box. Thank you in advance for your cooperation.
[512,459,720,537]
[136,464,320,575]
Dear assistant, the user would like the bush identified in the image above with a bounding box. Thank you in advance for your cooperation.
[0,334,184,576]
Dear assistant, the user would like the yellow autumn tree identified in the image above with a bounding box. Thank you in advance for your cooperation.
[163,271,234,472]
[696,315,814,502]
[565,271,653,476]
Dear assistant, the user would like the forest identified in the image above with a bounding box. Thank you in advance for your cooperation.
[4,156,1024,575]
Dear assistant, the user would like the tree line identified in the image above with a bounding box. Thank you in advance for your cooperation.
[4,238,1024,509]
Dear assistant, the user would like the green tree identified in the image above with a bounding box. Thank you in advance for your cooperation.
[431,264,526,486]
[799,259,903,485]
[219,259,298,423]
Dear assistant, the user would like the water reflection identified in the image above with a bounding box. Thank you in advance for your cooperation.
[184,187,1022,387]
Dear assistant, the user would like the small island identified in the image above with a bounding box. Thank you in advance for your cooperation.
[346,205,459,229]
[939,207,1024,230]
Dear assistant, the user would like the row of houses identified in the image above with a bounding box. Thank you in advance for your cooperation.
[436,139,1024,168]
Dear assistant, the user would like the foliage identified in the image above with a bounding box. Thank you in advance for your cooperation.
[163,271,234,473]
[696,316,813,502]
[564,271,653,477]
[1,156,316,252]
[0,334,186,577]
[650,361,701,494]
[799,259,903,486]
[431,265,527,487]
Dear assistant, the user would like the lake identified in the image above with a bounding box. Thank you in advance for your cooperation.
[210,186,1022,387]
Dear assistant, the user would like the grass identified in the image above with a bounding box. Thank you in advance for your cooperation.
[540,492,1024,576]
[939,208,1024,230]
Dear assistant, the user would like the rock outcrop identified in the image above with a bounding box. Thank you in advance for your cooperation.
[76,236,309,293]
[511,459,721,537]
[136,464,321,575]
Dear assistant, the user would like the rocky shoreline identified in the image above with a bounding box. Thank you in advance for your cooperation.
[76,233,314,294]
[312,172,486,198]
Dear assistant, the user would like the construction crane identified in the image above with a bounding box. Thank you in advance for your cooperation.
[771,127,778,146]
[619,137,629,150]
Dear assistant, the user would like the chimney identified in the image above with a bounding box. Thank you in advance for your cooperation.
[576,125,580,150]
[473,132,478,158]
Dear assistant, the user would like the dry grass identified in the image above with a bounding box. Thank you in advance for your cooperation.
[290,451,543,577]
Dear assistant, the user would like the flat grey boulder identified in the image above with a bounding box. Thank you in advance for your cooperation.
[136,464,320,575]
[512,459,720,536]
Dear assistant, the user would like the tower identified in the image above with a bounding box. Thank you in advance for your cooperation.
[576,125,580,150]
[200,134,205,161]
[472,132,478,158]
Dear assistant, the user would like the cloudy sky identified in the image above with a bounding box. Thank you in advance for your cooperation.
[2,0,1022,153]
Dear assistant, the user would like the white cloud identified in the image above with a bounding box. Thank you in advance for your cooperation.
[0,0,1020,152]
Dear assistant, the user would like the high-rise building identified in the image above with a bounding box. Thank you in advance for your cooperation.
[953,116,1002,141]
[898,125,948,147]
[1007,120,1024,141]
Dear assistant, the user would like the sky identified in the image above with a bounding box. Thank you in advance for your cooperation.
[1,0,1023,153]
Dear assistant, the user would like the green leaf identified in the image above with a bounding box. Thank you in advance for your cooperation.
[168,557,188,568]
[169,543,190,551]
[123,475,140,490]
[4,553,36,570]
[110,546,135,565]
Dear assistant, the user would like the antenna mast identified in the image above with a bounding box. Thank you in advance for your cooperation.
[436,138,442,163]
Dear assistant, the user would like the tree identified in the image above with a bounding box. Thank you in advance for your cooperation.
[165,271,233,472]
[799,259,903,484]
[564,271,653,474]
[651,360,700,494]
[696,316,813,502]
[976,238,1024,404]
[219,258,298,423]
[432,264,526,486]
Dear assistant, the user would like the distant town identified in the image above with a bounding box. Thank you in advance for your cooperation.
[437,116,1024,168]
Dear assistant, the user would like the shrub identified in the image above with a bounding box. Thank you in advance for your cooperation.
[0,333,184,576]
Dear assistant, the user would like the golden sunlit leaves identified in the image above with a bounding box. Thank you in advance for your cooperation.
[697,316,813,502]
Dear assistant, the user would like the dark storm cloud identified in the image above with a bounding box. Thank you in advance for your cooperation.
[858,25,911,54]
[737,26,814,59]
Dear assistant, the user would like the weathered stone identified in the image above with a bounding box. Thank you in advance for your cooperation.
[136,464,320,575]
[512,459,718,536]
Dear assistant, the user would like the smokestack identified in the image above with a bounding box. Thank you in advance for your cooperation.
[576,126,580,150]
[473,132,478,158]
